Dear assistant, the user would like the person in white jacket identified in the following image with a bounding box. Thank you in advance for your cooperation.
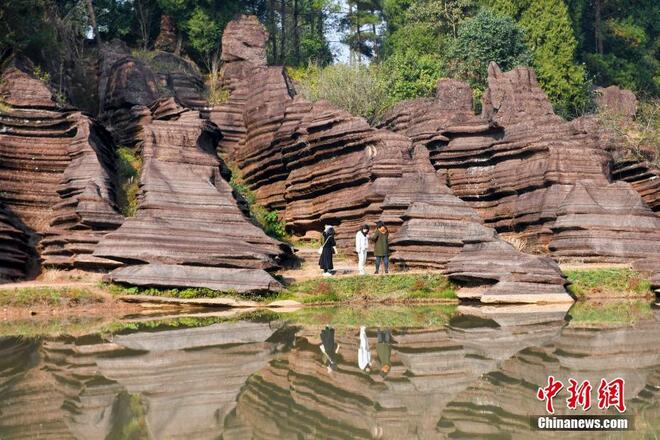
[355,224,369,275]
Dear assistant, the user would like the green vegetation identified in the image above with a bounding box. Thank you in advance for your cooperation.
[445,9,531,97]
[225,160,288,240]
[488,0,591,116]
[115,146,142,217]
[280,274,458,304]
[0,287,103,307]
[107,393,149,440]
[32,65,50,84]
[568,300,653,326]
[3,0,657,122]
[109,273,458,305]
[0,100,10,114]
[564,268,652,299]
[279,304,458,328]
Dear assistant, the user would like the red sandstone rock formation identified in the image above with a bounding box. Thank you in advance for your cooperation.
[209,15,269,157]
[213,16,571,303]
[612,160,660,213]
[94,98,292,292]
[383,62,660,268]
[0,61,122,273]
[0,204,32,281]
[595,85,638,119]
[154,15,178,52]
[99,44,208,146]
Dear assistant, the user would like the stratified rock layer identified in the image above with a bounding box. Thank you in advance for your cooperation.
[595,85,638,119]
[383,63,660,267]
[99,46,208,147]
[213,16,570,303]
[612,160,660,213]
[94,98,292,292]
[0,204,32,281]
[549,181,660,262]
[0,61,122,272]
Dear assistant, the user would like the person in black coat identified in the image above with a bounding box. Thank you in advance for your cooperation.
[319,225,336,276]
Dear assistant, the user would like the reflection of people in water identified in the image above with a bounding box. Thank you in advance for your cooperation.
[376,329,392,377]
[358,326,372,372]
[320,325,340,372]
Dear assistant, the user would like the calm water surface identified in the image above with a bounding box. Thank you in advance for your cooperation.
[0,303,658,439]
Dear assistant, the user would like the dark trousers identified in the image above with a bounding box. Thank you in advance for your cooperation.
[377,330,392,343]
[375,255,389,273]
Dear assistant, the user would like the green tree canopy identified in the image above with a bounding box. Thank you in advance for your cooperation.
[446,8,531,92]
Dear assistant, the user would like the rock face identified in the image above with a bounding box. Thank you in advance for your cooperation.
[94,98,292,292]
[0,204,32,281]
[99,44,208,147]
[209,15,269,157]
[612,160,660,213]
[154,15,178,52]
[549,181,660,262]
[595,85,638,119]
[0,61,122,273]
[212,16,571,303]
[382,63,660,266]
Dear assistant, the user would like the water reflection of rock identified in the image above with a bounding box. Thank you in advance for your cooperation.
[0,307,658,439]
[223,306,570,439]
[437,308,660,439]
[0,322,284,439]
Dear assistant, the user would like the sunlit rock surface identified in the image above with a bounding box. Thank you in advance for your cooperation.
[612,160,660,214]
[0,60,123,273]
[383,63,660,269]
[211,15,571,302]
[99,42,208,147]
[94,98,292,292]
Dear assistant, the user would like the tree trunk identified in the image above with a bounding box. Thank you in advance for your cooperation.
[85,0,101,45]
[595,0,603,54]
[268,0,277,61]
[280,0,287,64]
[348,2,354,65]
[293,0,300,65]
[356,6,361,64]
[175,31,183,56]
[136,0,151,50]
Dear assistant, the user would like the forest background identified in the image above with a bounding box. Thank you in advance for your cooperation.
[1,0,658,161]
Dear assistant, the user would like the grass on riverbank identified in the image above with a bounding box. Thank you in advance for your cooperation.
[279,274,457,304]
[105,273,458,305]
[568,300,653,326]
[0,287,104,307]
[564,268,652,299]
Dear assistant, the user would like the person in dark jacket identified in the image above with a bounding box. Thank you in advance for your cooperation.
[376,329,392,377]
[370,221,389,274]
[319,225,336,276]
[320,325,340,372]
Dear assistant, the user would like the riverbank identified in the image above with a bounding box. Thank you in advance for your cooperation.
[0,267,655,321]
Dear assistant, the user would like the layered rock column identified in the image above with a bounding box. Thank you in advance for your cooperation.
[383,63,660,267]
[94,98,292,292]
[213,15,571,303]
[0,61,123,273]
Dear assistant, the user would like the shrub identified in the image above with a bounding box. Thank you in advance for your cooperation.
[379,50,444,104]
[115,146,142,217]
[226,161,288,241]
[599,98,660,167]
[445,9,531,92]
[293,63,390,124]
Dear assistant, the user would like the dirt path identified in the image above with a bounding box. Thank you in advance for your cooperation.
[281,248,372,282]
